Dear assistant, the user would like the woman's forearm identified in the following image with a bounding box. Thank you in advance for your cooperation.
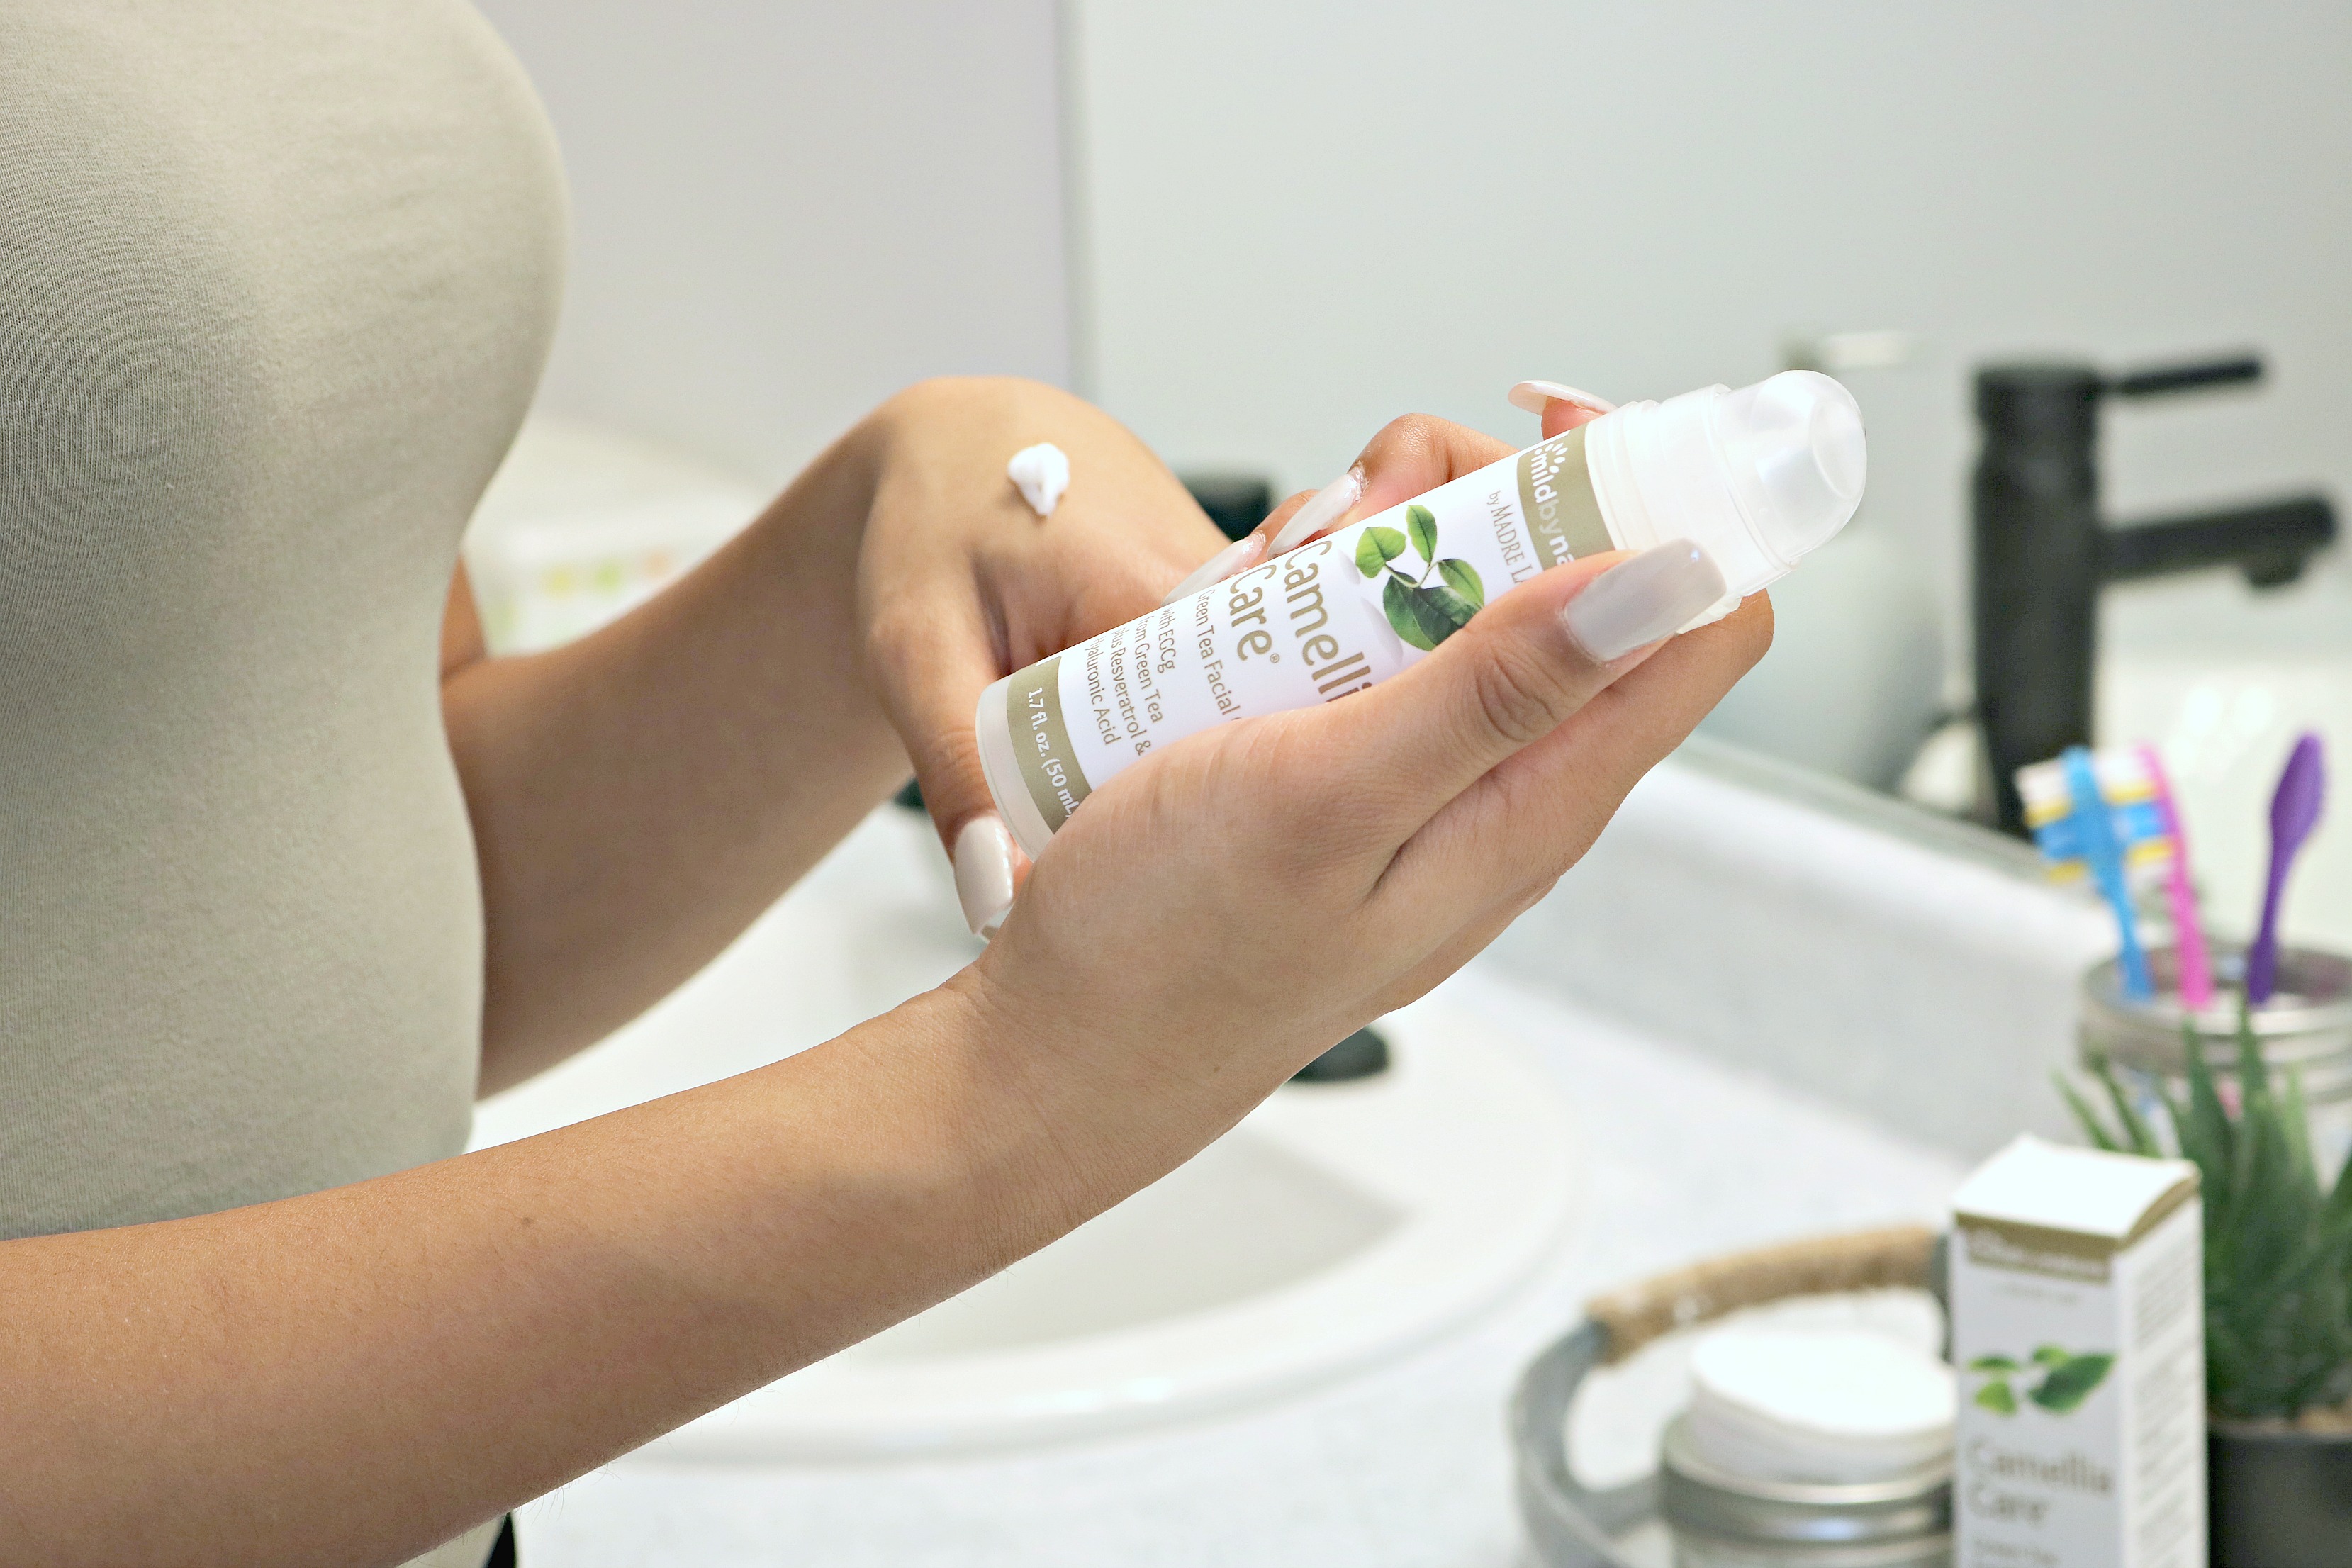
[0,981,1133,1568]
[446,376,1218,1092]
[443,417,909,1092]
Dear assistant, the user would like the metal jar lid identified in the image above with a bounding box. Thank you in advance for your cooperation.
[2078,944,2352,1096]
[1657,1414,1952,1564]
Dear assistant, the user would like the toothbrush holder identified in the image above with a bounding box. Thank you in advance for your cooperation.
[2078,941,2352,1180]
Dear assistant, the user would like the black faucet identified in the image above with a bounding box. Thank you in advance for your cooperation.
[1972,353,2336,835]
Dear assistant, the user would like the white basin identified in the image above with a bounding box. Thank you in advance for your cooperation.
[472,807,1581,1459]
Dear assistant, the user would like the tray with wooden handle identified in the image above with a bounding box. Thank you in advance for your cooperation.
[1511,1224,1944,1567]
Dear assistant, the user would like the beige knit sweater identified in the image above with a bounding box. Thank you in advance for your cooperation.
[1,5,566,1563]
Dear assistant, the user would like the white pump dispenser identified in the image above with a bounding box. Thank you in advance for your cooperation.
[1583,369,1867,623]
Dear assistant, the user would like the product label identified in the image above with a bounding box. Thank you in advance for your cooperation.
[1518,426,1614,569]
[1007,654,1090,832]
[1952,1199,2205,1568]
[1002,430,1605,836]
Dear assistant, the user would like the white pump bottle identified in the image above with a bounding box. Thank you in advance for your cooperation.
[976,370,1867,858]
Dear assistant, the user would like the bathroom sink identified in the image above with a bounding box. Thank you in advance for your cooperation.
[471,807,1582,1459]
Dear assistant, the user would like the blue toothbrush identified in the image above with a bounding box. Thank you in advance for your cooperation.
[2063,745,2154,1001]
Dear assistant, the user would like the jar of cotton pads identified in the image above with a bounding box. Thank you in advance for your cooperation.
[1660,1326,1956,1567]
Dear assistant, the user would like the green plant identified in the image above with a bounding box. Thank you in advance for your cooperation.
[1357,503,1484,651]
[2061,1012,2352,1421]
[1968,1345,2117,1416]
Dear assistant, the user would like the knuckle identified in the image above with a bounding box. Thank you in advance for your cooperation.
[1366,413,1450,464]
[1468,639,1572,749]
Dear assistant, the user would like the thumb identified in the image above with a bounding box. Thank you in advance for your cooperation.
[921,702,1030,941]
[1321,540,1729,830]
[870,602,1029,939]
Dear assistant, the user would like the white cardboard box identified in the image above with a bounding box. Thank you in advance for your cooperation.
[1951,1136,2205,1568]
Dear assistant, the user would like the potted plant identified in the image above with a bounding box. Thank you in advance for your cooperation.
[2063,1015,2352,1567]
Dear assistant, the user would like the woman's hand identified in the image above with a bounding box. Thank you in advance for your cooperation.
[958,522,1769,1206]
[447,373,1636,1077]
[857,378,1230,931]
[859,376,1625,940]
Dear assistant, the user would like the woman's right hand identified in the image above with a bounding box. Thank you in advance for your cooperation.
[958,519,1770,1201]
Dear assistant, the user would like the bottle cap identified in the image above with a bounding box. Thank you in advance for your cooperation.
[1584,370,1868,600]
[1715,370,1867,567]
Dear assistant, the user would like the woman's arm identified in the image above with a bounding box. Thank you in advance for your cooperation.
[0,982,1085,1568]
[0,496,1762,1568]
[439,408,903,1092]
[442,379,1224,1092]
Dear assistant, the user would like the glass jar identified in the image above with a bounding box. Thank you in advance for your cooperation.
[2077,944,2352,1181]
[1658,1414,1951,1567]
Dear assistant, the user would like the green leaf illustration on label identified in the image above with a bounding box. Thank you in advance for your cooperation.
[1382,575,1443,652]
[1968,1345,2115,1417]
[1418,581,1478,634]
[1406,503,1438,563]
[1370,505,1484,652]
[1356,525,1407,578]
[2027,1352,2115,1413]
[1436,557,1485,610]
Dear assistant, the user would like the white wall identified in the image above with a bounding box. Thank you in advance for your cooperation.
[474,0,1073,489]
[1070,1,2352,678]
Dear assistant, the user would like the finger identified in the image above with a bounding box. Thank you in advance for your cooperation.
[1542,400,1606,440]
[953,813,1028,939]
[1313,540,1730,830]
[1344,414,1516,525]
[1158,532,1267,607]
[881,611,1032,936]
[1259,465,1365,553]
[1372,595,1769,932]
[1244,412,1525,567]
[1506,380,1618,439]
[866,576,1007,855]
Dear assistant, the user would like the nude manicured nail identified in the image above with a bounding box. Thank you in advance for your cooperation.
[1160,534,1265,607]
[953,814,1017,939]
[1507,380,1617,418]
[1561,540,1727,662]
[1268,465,1365,553]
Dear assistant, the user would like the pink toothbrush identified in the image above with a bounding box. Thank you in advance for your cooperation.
[2137,744,2214,1011]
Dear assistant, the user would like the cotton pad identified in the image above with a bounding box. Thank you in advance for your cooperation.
[1007,442,1070,518]
[1685,1326,1955,1484]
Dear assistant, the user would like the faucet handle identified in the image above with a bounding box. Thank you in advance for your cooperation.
[2107,352,2262,398]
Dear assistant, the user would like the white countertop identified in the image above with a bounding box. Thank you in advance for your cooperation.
[509,965,1964,1567]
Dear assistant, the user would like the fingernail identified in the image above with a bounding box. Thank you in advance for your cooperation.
[1507,380,1617,418]
[1561,540,1727,662]
[1268,465,1365,553]
[953,814,1017,939]
[1160,534,1265,607]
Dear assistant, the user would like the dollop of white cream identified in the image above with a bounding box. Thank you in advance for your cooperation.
[1007,442,1070,518]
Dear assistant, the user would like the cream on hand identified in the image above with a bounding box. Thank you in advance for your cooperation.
[975,371,1866,859]
[1006,442,1071,518]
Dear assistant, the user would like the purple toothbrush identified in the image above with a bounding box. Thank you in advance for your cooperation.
[2246,732,2326,1006]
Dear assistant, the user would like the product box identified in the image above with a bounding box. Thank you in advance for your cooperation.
[1950,1136,2205,1568]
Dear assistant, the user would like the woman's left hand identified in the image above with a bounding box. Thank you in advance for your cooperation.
[858,378,1228,933]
